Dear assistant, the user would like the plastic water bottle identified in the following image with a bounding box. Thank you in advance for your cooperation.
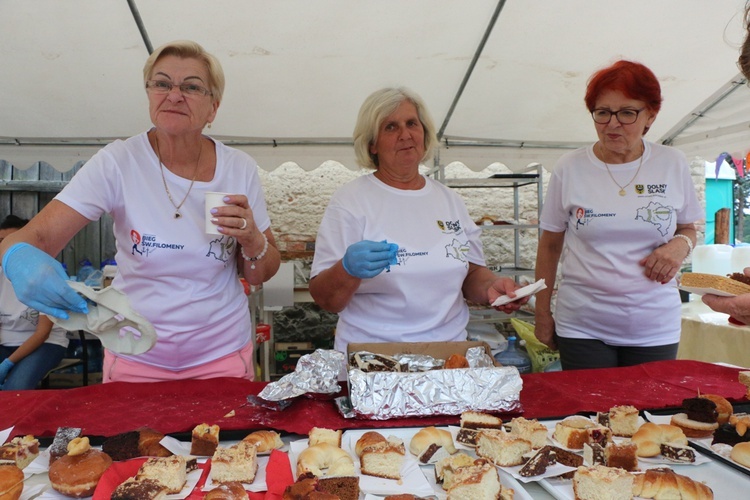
[77,259,95,284]
[494,336,532,374]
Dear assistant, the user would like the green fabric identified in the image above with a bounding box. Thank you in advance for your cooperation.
[511,318,560,373]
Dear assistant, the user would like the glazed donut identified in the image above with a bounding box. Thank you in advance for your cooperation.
[204,481,249,500]
[355,431,387,457]
[631,422,688,457]
[49,438,113,498]
[241,430,284,453]
[700,394,733,425]
[296,443,355,478]
[444,354,469,369]
[0,464,24,500]
[409,427,457,461]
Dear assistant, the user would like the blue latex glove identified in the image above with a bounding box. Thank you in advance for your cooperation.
[2,243,88,319]
[342,240,399,279]
[0,358,14,387]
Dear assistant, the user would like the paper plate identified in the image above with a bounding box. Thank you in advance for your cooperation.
[50,282,157,355]
[492,279,547,306]
[677,285,736,298]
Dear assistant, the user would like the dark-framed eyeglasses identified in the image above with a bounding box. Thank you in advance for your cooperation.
[145,80,212,97]
[591,108,644,125]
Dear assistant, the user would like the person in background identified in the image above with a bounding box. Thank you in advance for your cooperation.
[0,215,68,390]
[534,60,702,370]
[703,3,750,323]
[0,40,280,383]
[309,87,526,353]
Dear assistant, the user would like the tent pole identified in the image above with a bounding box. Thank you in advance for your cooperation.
[436,0,508,141]
[127,0,154,54]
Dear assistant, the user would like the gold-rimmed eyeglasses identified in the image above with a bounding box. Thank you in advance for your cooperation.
[591,108,644,125]
[145,80,212,97]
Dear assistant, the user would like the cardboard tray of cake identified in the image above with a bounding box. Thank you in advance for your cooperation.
[345,341,523,420]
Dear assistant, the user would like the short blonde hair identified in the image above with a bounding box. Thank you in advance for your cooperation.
[353,87,438,170]
[143,40,225,104]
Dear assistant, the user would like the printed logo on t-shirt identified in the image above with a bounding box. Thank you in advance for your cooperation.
[206,235,236,265]
[130,229,185,257]
[572,207,616,230]
[636,183,668,197]
[635,202,675,236]
[436,219,463,234]
[395,247,429,267]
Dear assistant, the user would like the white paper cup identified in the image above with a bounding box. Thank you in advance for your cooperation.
[205,192,232,234]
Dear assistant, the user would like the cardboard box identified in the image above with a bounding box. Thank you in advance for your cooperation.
[346,341,522,420]
[347,340,497,366]
[275,342,315,374]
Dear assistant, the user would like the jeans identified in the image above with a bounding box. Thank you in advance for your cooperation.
[0,343,66,390]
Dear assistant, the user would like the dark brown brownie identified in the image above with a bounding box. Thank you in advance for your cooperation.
[683,397,718,423]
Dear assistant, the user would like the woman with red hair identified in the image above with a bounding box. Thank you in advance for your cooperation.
[534,60,702,370]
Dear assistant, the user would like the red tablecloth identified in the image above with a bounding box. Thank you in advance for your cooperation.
[1,359,746,438]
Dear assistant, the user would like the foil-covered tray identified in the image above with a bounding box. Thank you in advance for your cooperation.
[347,363,523,420]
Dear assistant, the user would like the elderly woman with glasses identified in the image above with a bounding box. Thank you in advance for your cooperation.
[533,60,702,370]
[309,87,526,354]
[0,40,280,383]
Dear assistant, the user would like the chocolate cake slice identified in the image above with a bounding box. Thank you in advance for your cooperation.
[102,431,141,461]
[683,397,718,423]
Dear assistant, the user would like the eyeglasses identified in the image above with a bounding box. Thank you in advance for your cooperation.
[591,108,644,125]
[145,80,212,97]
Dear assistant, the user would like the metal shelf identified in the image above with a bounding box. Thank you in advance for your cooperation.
[434,163,544,326]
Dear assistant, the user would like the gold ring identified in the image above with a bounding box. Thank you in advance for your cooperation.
[239,218,247,230]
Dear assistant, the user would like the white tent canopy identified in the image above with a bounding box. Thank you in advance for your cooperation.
[2,0,750,172]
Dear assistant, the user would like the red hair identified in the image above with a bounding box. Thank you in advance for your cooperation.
[584,60,662,113]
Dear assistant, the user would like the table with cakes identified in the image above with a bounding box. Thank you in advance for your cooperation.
[1,349,749,500]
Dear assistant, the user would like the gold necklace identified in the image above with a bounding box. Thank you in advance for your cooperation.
[599,144,644,196]
[154,132,203,219]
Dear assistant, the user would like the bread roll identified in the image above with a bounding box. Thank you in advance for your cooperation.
[354,431,387,457]
[296,443,355,478]
[632,467,713,499]
[409,427,457,459]
[0,464,24,500]
[242,430,283,453]
[731,441,750,467]
[204,481,249,500]
[631,422,687,457]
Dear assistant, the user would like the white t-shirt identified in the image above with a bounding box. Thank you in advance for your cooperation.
[55,131,271,370]
[311,174,486,352]
[540,140,703,346]
[0,269,68,348]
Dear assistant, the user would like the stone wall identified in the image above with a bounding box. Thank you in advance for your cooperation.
[258,157,706,272]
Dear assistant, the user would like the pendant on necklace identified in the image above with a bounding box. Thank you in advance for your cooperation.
[174,212,182,219]
[619,189,626,196]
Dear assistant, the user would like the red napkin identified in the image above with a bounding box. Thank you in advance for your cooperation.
[92,458,147,500]
[261,449,294,499]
